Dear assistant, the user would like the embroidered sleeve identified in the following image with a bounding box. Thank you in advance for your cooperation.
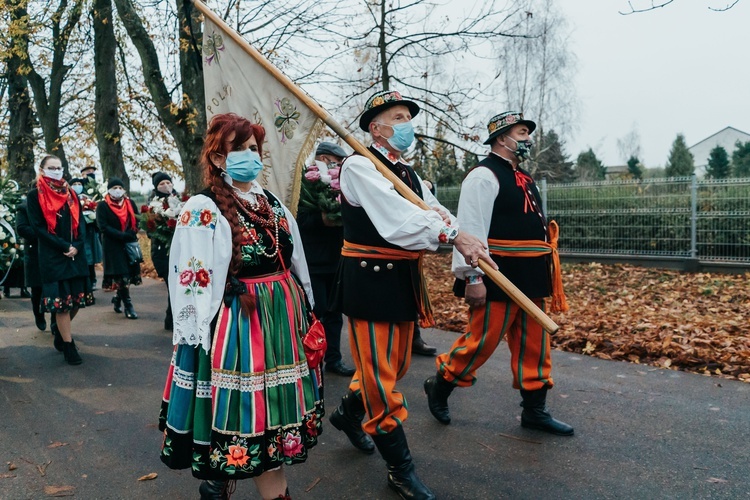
[168,195,232,353]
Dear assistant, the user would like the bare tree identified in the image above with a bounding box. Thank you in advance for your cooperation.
[616,125,642,163]
[619,0,740,14]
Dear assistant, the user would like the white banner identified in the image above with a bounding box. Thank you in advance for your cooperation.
[202,17,323,210]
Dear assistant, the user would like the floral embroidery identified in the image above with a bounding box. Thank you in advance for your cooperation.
[281,431,304,457]
[225,445,250,467]
[438,225,457,244]
[203,32,225,65]
[178,208,217,229]
[274,97,301,144]
[208,436,262,473]
[179,257,212,295]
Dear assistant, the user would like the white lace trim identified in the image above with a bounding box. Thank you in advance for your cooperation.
[211,363,310,393]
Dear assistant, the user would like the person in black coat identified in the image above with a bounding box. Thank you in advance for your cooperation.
[16,192,54,331]
[96,177,142,319]
[297,142,355,377]
[148,171,178,330]
[70,177,103,289]
[26,155,94,365]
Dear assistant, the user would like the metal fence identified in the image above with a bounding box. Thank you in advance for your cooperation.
[436,176,750,264]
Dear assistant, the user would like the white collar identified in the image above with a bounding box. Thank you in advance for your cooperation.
[222,172,265,199]
[371,142,411,166]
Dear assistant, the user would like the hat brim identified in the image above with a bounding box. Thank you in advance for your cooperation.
[483,119,537,145]
[359,100,421,132]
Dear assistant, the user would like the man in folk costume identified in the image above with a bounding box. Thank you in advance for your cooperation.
[424,111,574,436]
[329,90,493,500]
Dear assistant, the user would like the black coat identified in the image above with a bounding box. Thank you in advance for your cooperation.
[147,193,172,278]
[25,188,89,284]
[96,199,139,276]
[297,208,344,275]
[15,199,42,288]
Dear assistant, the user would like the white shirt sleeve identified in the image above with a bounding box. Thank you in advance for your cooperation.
[417,175,458,227]
[281,202,315,309]
[169,194,232,353]
[452,167,499,279]
[340,154,453,251]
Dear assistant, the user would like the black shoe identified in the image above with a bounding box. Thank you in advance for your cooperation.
[424,374,454,425]
[412,337,437,357]
[52,323,64,352]
[20,288,31,298]
[164,316,173,331]
[62,340,82,365]
[329,390,375,454]
[199,480,227,500]
[325,361,355,377]
[372,426,436,500]
[112,295,122,313]
[123,298,138,319]
[520,388,574,436]
[35,314,47,331]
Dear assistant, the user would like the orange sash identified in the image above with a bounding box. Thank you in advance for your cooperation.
[341,240,435,328]
[487,220,568,313]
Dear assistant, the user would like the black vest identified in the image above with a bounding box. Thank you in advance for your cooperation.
[332,147,424,322]
[454,154,552,301]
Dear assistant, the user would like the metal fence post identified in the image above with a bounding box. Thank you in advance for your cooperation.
[541,177,548,216]
[690,174,698,259]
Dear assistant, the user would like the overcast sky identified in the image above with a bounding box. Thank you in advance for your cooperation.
[560,0,750,168]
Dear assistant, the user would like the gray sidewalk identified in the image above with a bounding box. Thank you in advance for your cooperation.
[1,276,748,499]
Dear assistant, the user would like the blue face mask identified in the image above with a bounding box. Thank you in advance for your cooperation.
[378,121,415,152]
[71,185,83,195]
[225,150,264,182]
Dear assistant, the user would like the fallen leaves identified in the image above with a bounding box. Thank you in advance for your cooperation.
[44,485,75,497]
[425,254,750,381]
[47,442,68,449]
[137,472,158,481]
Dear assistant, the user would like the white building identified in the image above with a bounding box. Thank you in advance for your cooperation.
[689,126,750,177]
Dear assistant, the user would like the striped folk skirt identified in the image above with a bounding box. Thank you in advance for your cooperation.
[158,271,324,480]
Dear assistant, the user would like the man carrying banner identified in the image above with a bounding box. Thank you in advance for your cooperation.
[329,90,494,500]
[424,111,574,437]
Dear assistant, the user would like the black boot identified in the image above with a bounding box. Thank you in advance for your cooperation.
[372,426,436,500]
[112,295,122,313]
[329,390,375,453]
[51,323,64,352]
[62,340,82,365]
[520,387,574,436]
[120,287,138,319]
[20,287,31,298]
[198,480,227,500]
[34,312,47,331]
[411,326,436,357]
[164,308,173,331]
[424,373,454,425]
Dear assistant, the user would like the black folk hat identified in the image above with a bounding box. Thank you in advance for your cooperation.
[359,90,420,132]
[483,111,537,145]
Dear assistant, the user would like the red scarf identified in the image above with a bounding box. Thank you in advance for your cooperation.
[105,194,136,231]
[514,169,535,214]
[36,175,80,237]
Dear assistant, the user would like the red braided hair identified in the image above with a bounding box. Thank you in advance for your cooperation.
[202,113,266,315]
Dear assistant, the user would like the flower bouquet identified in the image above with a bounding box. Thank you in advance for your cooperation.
[80,177,106,224]
[0,178,24,283]
[139,194,187,249]
[298,161,342,222]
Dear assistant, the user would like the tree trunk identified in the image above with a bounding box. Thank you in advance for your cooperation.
[378,0,389,90]
[5,0,37,188]
[92,0,128,189]
[113,0,206,194]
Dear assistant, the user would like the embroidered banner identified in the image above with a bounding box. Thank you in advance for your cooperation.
[202,16,323,211]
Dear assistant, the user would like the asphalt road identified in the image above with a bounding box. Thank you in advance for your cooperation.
[1,276,748,499]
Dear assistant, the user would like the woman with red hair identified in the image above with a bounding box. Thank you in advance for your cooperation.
[158,113,322,500]
[25,155,95,365]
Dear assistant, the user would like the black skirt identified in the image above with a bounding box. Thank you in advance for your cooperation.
[41,276,95,313]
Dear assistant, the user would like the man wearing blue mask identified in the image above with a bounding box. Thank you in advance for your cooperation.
[329,90,494,500]
[424,111,574,437]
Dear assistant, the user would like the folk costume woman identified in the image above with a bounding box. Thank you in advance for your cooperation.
[96,178,142,319]
[25,155,94,365]
[147,171,179,330]
[158,113,323,500]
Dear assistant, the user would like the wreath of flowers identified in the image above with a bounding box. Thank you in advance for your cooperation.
[0,178,24,281]
[298,161,342,222]
[139,193,188,248]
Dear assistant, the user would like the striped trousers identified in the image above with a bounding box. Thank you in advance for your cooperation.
[346,318,414,435]
[436,299,553,391]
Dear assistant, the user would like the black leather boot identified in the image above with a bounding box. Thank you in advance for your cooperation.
[424,373,455,424]
[520,387,574,436]
[34,312,47,331]
[51,323,64,352]
[411,326,436,356]
[120,287,138,319]
[329,390,375,453]
[20,287,31,298]
[112,295,122,313]
[62,340,82,365]
[198,480,227,500]
[372,426,436,500]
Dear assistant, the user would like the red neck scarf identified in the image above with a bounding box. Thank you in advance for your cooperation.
[36,175,80,237]
[105,194,136,231]
[514,169,535,214]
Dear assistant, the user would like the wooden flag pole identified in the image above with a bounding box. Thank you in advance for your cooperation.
[192,0,559,334]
